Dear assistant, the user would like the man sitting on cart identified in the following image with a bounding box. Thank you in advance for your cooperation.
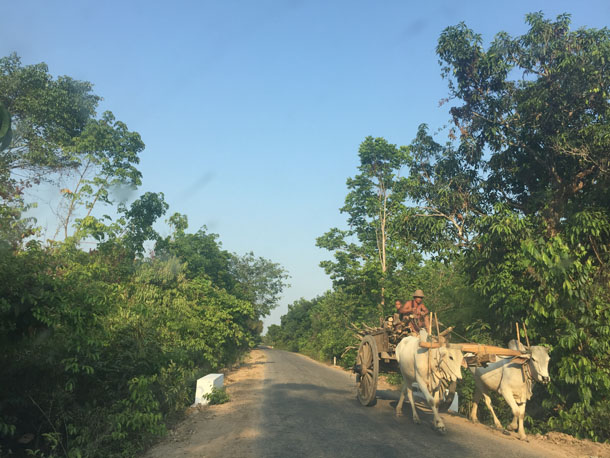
[395,289,430,334]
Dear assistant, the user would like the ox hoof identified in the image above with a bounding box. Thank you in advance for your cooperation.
[395,411,403,418]
[518,435,529,442]
[502,429,511,436]
[434,425,447,435]
[413,417,421,425]
[469,417,479,424]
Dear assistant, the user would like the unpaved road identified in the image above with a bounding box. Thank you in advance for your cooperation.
[145,348,609,458]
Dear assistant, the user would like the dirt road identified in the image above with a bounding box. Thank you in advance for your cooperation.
[145,348,609,458]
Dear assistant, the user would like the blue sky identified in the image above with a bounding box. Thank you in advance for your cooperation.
[2,1,609,330]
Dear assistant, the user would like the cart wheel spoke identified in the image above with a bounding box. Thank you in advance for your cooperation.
[361,374,369,390]
[362,343,372,366]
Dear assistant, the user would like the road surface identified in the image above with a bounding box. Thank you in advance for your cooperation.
[146,348,607,457]
[256,348,565,458]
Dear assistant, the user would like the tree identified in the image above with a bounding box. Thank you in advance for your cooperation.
[317,137,414,314]
[0,102,11,151]
[0,54,99,246]
[119,192,169,256]
[398,124,487,259]
[437,13,610,234]
[228,252,289,318]
[155,215,289,320]
[435,13,610,440]
[0,53,144,242]
[0,53,100,176]
[155,215,234,289]
[54,111,144,239]
[0,53,280,456]
[264,324,283,346]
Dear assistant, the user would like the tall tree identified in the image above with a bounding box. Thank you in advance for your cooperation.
[437,13,610,234]
[55,111,144,239]
[0,53,144,242]
[317,137,412,314]
[0,54,94,246]
[155,215,234,289]
[0,53,99,176]
[119,191,169,257]
[401,124,487,258]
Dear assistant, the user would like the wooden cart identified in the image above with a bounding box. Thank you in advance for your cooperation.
[352,320,524,407]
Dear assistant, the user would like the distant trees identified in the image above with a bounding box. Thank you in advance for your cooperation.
[228,251,290,318]
[155,213,289,320]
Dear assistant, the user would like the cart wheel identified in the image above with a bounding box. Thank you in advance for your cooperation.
[439,380,457,412]
[356,335,378,406]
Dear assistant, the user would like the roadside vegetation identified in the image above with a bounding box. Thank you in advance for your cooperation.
[265,13,610,442]
[0,54,288,456]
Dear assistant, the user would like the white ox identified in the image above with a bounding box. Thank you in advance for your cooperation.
[469,340,550,440]
[395,331,465,433]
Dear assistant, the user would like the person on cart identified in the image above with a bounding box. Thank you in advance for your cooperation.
[395,289,430,333]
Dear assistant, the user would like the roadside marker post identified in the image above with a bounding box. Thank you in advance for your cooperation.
[194,373,224,406]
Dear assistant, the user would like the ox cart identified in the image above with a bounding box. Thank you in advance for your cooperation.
[351,316,525,407]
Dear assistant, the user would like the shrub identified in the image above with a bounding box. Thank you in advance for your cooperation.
[205,387,230,405]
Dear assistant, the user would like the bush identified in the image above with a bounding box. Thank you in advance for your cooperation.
[0,246,256,456]
[205,387,230,405]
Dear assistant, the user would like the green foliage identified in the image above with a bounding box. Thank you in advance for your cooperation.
[0,100,34,249]
[57,110,144,240]
[0,102,11,151]
[382,372,403,386]
[400,124,486,258]
[204,387,230,405]
[0,53,99,173]
[0,233,263,456]
[156,216,289,321]
[155,216,234,288]
[119,191,169,256]
[228,251,290,318]
[0,53,287,457]
[269,297,316,352]
[317,136,416,312]
[438,14,610,440]
[0,53,144,242]
[437,13,610,231]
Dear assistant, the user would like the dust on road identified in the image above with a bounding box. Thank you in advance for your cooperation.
[144,348,609,458]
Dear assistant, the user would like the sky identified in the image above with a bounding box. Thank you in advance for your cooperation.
[2,0,609,330]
